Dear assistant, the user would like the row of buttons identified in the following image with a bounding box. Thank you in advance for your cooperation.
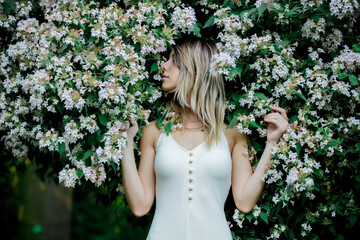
[188,152,194,201]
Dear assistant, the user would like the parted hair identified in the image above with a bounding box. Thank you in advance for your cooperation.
[169,37,225,145]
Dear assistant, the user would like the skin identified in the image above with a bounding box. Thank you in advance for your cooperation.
[160,51,179,92]
[121,54,289,217]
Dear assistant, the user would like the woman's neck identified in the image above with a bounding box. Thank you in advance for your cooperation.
[182,109,201,123]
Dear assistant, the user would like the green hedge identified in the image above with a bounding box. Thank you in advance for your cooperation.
[1,0,359,239]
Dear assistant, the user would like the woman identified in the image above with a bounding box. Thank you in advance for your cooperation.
[121,37,289,240]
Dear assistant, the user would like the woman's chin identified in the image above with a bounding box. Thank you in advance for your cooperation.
[161,85,175,92]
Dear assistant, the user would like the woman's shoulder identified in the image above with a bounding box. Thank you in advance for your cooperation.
[223,123,248,147]
[141,120,161,136]
[140,120,162,147]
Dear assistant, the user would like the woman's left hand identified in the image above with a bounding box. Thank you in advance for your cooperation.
[264,106,289,144]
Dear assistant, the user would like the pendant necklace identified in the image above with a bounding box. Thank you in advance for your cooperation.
[184,125,205,132]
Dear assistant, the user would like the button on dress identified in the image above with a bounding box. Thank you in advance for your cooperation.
[146,131,232,240]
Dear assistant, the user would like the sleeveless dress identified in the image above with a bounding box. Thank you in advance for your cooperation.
[146,131,233,240]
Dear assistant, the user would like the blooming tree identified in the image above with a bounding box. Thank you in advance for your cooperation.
[1,0,359,239]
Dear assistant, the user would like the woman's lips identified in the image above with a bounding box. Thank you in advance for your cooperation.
[161,75,168,80]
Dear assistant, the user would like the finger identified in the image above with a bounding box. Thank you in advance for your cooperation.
[264,113,283,122]
[127,117,138,127]
[270,106,288,121]
[265,113,282,118]
[270,106,286,115]
[264,116,287,126]
[264,118,278,125]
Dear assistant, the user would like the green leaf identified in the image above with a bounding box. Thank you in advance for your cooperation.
[86,36,96,44]
[56,102,64,114]
[295,92,307,102]
[223,0,230,7]
[77,0,84,9]
[356,142,360,151]
[50,82,56,93]
[58,142,65,155]
[263,204,270,213]
[231,93,246,101]
[264,105,272,112]
[61,43,69,52]
[193,23,201,37]
[82,150,93,161]
[355,175,360,182]
[296,142,302,155]
[87,135,96,145]
[2,1,16,15]
[204,15,215,28]
[254,92,268,100]
[164,122,172,135]
[335,234,345,240]
[249,138,264,152]
[104,72,111,81]
[151,63,158,73]
[259,212,268,224]
[99,114,109,127]
[327,139,343,147]
[284,6,302,18]
[84,105,88,116]
[349,74,358,86]
[349,216,357,228]
[76,169,84,179]
[87,92,95,101]
[137,127,142,138]
[338,167,344,178]
[68,80,75,88]
[329,225,336,234]
[110,161,116,171]
[156,118,162,129]
[276,41,290,46]
[227,115,238,129]
[353,44,360,53]
[338,73,348,79]
[245,213,253,222]
[249,121,260,129]
[232,64,244,79]
[75,40,82,52]
[257,3,268,21]
[289,115,298,123]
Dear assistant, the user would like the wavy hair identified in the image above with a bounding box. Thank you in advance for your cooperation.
[168,37,225,145]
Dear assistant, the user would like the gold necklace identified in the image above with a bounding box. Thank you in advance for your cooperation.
[184,125,205,132]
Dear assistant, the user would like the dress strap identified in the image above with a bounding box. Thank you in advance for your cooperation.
[155,131,166,151]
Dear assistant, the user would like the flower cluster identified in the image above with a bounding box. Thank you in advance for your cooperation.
[170,5,197,34]
[301,18,326,42]
[0,0,181,188]
[233,204,269,229]
[329,0,360,19]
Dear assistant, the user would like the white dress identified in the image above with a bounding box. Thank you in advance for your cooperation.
[146,131,233,240]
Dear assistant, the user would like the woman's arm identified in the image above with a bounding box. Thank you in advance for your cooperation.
[121,120,158,217]
[232,106,288,213]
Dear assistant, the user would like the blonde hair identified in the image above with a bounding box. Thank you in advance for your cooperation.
[169,37,225,145]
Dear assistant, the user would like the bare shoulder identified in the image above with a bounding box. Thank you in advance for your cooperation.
[140,120,161,149]
[141,120,160,133]
[223,124,248,152]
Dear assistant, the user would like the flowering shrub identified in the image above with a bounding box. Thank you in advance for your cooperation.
[1,0,359,239]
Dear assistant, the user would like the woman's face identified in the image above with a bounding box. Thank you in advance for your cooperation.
[160,51,180,92]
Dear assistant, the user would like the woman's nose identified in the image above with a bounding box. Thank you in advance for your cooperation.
[161,61,166,71]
